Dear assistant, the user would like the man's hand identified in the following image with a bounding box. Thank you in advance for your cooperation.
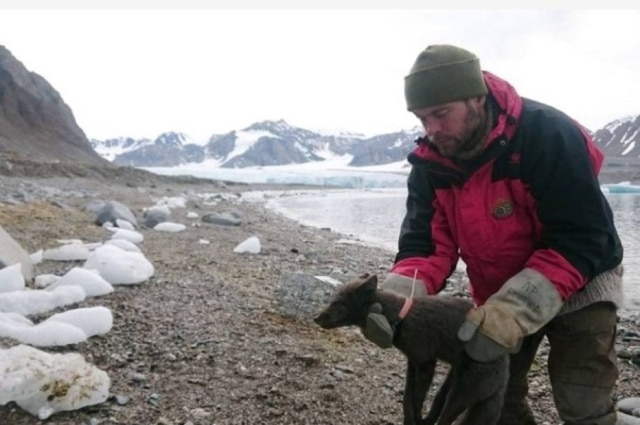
[458,268,563,362]
[362,272,429,348]
[379,272,429,298]
[363,303,394,348]
[457,303,526,362]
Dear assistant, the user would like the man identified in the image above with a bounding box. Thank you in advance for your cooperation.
[364,44,625,424]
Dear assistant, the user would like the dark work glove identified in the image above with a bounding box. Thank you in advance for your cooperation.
[363,303,394,349]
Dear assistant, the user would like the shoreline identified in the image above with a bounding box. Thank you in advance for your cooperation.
[261,186,640,315]
[0,175,639,424]
[260,187,403,254]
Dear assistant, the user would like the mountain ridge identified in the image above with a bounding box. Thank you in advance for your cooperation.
[89,121,427,169]
[1,43,637,183]
[0,45,106,166]
[89,116,640,174]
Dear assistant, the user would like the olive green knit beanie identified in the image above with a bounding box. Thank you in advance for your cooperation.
[404,44,488,111]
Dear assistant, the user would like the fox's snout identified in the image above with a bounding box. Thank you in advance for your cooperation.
[313,311,331,328]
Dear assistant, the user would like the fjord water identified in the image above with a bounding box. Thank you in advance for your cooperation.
[267,189,640,311]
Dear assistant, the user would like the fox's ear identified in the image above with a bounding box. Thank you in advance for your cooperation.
[361,274,378,292]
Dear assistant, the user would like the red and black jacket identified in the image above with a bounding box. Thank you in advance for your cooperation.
[392,72,623,305]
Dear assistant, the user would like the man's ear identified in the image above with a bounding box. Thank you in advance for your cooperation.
[466,95,485,109]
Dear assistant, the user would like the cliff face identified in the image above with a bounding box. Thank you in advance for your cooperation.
[0,45,106,165]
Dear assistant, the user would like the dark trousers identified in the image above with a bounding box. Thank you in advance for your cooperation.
[498,302,618,425]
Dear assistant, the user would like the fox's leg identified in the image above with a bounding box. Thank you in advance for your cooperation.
[423,369,453,425]
[441,359,508,425]
[404,359,435,425]
[431,368,469,425]
[459,389,504,425]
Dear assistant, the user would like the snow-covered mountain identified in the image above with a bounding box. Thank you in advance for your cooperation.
[592,115,640,184]
[89,137,153,162]
[90,120,424,169]
[89,132,205,166]
[90,115,640,172]
[593,115,640,159]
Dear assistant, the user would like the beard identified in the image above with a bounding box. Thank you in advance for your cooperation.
[432,101,487,160]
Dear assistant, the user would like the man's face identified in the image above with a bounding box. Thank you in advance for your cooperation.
[413,97,486,159]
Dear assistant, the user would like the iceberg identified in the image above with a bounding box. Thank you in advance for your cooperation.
[0,345,110,419]
[601,182,640,194]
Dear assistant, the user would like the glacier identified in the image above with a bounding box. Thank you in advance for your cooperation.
[145,159,410,189]
[145,159,640,192]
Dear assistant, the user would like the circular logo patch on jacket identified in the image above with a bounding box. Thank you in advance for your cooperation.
[491,198,513,219]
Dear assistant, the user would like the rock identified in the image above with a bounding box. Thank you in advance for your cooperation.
[131,373,146,383]
[617,346,640,362]
[84,199,106,215]
[201,212,242,226]
[114,394,130,406]
[619,398,640,416]
[0,225,34,281]
[617,412,640,424]
[147,393,160,407]
[94,200,137,227]
[143,206,170,228]
[190,408,211,419]
[277,272,341,321]
[335,364,355,374]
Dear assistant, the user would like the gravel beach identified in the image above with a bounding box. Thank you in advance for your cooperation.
[1,173,639,425]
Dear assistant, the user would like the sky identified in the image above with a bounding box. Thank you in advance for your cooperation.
[0,4,639,142]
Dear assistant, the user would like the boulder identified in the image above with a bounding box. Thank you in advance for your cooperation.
[0,225,33,281]
[277,272,342,321]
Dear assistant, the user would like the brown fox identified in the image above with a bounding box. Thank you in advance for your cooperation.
[314,273,508,425]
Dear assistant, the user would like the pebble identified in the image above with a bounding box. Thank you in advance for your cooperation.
[148,393,160,406]
[335,364,355,374]
[190,408,211,419]
[331,370,346,380]
[1,175,639,425]
[131,372,147,383]
[114,394,130,406]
